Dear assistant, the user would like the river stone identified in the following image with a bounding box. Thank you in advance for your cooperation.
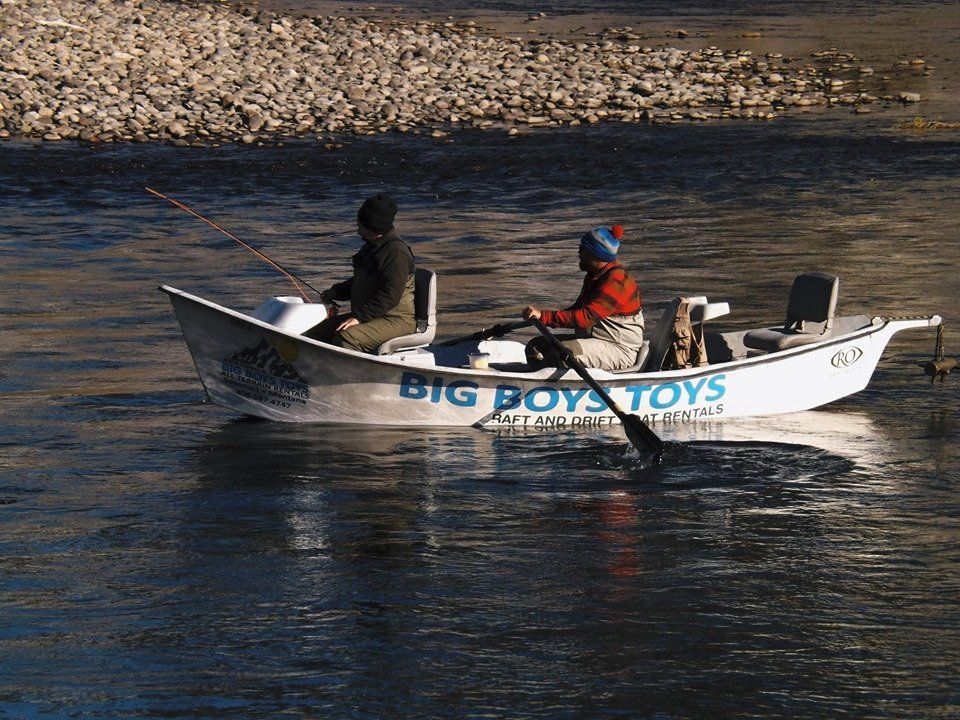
[0,0,916,144]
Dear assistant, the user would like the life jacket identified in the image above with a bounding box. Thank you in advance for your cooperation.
[663,296,708,370]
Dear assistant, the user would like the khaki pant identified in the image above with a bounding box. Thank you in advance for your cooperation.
[525,335,642,371]
[525,311,645,371]
[305,312,417,353]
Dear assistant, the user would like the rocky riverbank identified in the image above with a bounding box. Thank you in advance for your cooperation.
[0,0,923,145]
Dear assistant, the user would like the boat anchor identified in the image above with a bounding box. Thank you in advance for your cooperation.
[919,323,957,383]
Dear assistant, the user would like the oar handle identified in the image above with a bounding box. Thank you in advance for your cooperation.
[531,319,622,408]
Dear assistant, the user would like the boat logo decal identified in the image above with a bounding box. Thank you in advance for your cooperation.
[831,347,863,368]
[397,370,726,426]
[219,337,309,408]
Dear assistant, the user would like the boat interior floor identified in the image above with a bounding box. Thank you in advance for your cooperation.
[411,313,875,377]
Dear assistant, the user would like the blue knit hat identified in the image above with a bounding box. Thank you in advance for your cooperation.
[579,224,624,262]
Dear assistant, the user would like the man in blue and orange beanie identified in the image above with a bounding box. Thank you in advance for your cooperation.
[522,224,645,371]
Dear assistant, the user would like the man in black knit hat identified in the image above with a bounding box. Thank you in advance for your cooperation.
[305,194,417,352]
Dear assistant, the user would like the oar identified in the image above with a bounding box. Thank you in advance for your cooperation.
[436,320,531,347]
[531,318,664,464]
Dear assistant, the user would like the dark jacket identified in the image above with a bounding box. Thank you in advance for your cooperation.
[327,229,415,322]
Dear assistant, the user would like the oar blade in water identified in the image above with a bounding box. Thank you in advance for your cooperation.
[622,414,664,465]
[530,318,665,465]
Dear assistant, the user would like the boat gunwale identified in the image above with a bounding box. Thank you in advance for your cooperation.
[160,285,939,386]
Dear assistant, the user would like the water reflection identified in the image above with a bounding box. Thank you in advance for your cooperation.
[2,406,954,717]
[179,418,879,603]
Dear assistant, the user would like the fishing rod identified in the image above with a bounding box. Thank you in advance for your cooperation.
[146,186,322,302]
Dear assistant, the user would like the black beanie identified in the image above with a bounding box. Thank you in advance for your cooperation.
[357,193,398,233]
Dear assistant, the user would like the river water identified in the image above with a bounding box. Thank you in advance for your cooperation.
[2,1,960,718]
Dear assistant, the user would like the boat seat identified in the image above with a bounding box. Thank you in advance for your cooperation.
[643,297,682,372]
[375,268,437,355]
[609,340,651,374]
[743,271,838,353]
[640,295,710,371]
[639,296,730,372]
[690,301,730,325]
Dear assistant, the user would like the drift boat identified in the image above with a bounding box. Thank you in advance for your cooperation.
[160,271,940,431]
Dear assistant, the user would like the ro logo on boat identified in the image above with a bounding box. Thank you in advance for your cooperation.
[831,347,863,368]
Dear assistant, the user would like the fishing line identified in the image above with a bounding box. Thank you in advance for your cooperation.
[146,186,321,302]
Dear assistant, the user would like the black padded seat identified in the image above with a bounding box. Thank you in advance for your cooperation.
[743,272,839,353]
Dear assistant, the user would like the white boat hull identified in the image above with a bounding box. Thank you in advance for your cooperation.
[161,286,940,430]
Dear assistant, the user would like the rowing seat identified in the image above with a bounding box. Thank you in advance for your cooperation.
[375,268,437,355]
[640,295,706,371]
[616,296,730,373]
[609,340,651,374]
[743,271,838,353]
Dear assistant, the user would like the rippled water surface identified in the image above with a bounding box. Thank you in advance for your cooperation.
[2,2,960,718]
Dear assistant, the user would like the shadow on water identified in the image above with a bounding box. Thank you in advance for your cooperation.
[175,419,856,585]
[625,440,855,487]
[186,417,865,502]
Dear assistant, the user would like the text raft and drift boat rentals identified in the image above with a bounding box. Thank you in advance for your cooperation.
[160,271,943,434]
